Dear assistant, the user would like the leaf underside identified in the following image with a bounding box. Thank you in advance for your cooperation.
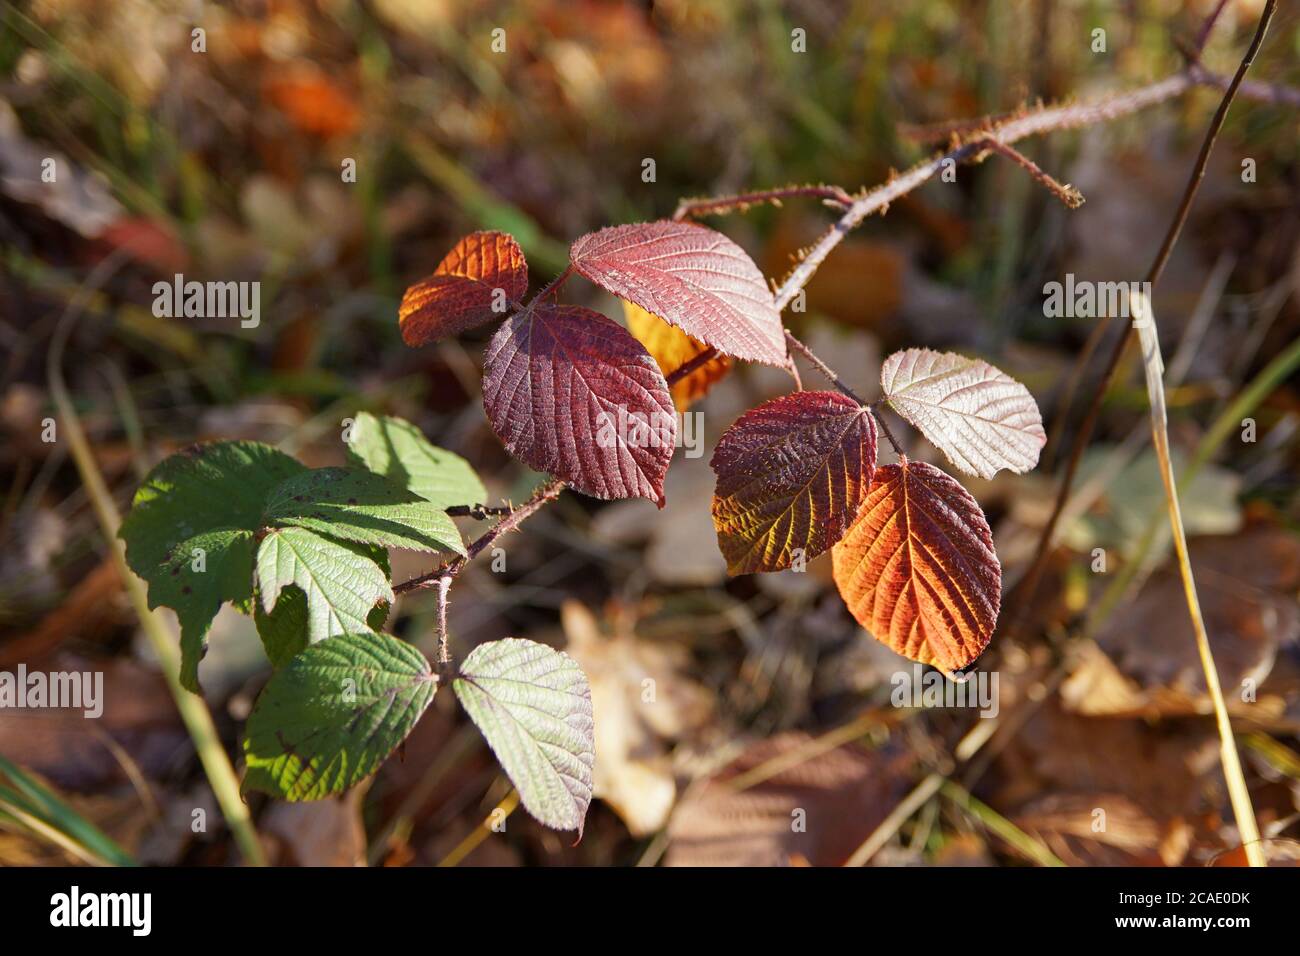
[831,459,1001,673]
[711,390,877,574]
[453,638,595,834]
[880,348,1045,480]
[570,220,787,366]
[482,303,676,505]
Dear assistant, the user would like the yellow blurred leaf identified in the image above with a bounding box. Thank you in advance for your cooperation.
[622,300,730,411]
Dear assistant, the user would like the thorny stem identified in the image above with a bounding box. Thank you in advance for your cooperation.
[435,574,453,665]
[664,347,720,387]
[782,329,874,405]
[869,402,908,459]
[673,184,853,220]
[783,331,909,453]
[395,478,566,595]
[974,138,1085,208]
[899,67,1299,145]
[398,18,1292,700]
[681,64,1280,414]
[528,265,573,308]
[446,503,512,519]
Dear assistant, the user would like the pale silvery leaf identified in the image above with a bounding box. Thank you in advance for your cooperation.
[453,638,595,834]
[881,348,1045,480]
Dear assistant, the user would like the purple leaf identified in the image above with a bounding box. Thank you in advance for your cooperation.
[483,303,676,505]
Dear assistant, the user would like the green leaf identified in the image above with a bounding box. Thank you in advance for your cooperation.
[253,584,309,667]
[119,441,305,692]
[265,467,465,555]
[255,527,394,645]
[242,632,436,800]
[453,638,595,834]
[346,412,488,510]
[163,529,257,690]
[255,583,392,669]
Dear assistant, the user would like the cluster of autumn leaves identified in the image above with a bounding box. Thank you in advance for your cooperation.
[400,223,1046,673]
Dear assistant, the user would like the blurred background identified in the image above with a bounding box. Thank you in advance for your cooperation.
[1,0,1299,866]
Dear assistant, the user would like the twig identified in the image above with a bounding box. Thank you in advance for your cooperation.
[975,138,1085,208]
[664,347,721,387]
[446,503,513,519]
[528,265,573,307]
[901,67,1300,146]
[1187,65,1300,107]
[673,184,853,221]
[435,573,453,665]
[869,402,908,459]
[783,330,866,404]
[1194,0,1232,54]
[395,478,566,594]
[1013,0,1280,625]
[769,76,1193,314]
[899,114,1011,145]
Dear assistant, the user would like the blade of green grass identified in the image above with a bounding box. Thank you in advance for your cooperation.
[0,757,136,867]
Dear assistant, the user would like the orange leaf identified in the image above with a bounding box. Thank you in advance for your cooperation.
[263,65,360,139]
[623,300,730,411]
[831,459,1000,673]
[399,232,528,347]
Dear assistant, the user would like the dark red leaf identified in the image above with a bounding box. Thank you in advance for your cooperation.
[483,303,676,504]
[711,391,877,574]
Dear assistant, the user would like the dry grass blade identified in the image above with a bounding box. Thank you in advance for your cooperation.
[1129,289,1265,866]
[46,252,267,867]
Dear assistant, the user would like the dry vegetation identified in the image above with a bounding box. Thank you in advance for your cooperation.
[1,0,1299,868]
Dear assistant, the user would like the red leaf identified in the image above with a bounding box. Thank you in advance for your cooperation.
[95,217,188,273]
[399,232,528,346]
[569,221,786,366]
[711,391,877,574]
[831,459,1000,673]
[483,304,676,504]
